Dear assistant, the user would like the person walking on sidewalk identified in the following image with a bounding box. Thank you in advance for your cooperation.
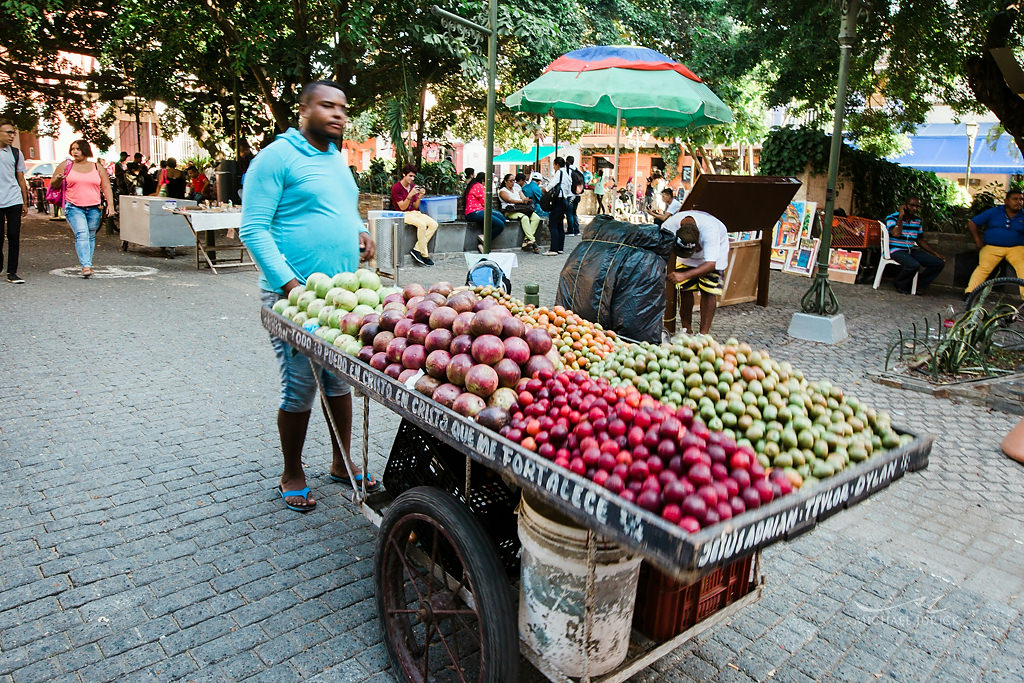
[565,155,582,235]
[0,119,29,283]
[544,157,572,255]
[240,80,379,512]
[51,139,115,278]
[391,164,438,266]
[883,196,945,294]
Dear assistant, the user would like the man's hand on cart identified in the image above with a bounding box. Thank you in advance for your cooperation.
[359,231,376,262]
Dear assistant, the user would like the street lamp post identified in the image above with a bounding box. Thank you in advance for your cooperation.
[965,121,980,194]
[790,0,862,344]
[432,1,497,252]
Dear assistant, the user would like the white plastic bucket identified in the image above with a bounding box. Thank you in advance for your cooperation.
[517,494,641,677]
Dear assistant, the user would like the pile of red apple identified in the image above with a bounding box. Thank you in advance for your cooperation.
[498,370,794,532]
[353,282,562,420]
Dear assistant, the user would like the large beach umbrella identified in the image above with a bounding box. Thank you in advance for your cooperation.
[505,45,732,174]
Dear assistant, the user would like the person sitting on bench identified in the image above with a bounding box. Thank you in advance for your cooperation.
[462,168,504,252]
[391,164,439,266]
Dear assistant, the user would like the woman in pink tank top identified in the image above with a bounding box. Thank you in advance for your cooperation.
[50,139,114,277]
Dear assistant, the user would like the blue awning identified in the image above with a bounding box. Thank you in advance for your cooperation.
[493,145,556,163]
[888,123,1024,174]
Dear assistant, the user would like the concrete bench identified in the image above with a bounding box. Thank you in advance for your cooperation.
[392,216,550,266]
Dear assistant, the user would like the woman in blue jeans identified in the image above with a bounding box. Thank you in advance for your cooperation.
[462,169,504,251]
[51,139,115,277]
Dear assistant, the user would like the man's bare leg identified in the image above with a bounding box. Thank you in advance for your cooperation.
[278,409,314,508]
[322,393,360,480]
[699,292,717,334]
[679,290,695,334]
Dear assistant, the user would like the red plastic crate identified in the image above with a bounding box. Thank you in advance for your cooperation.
[831,215,882,249]
[633,554,756,641]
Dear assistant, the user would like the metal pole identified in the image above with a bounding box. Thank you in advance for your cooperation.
[430,3,497,252]
[613,109,622,192]
[965,123,979,192]
[233,76,240,161]
[800,0,861,316]
[554,117,559,157]
[134,98,142,156]
[536,115,542,170]
[633,129,640,210]
[481,0,497,253]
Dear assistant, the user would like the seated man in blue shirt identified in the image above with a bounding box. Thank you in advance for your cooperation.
[520,171,548,220]
[241,81,378,511]
[884,196,945,294]
[965,189,1024,299]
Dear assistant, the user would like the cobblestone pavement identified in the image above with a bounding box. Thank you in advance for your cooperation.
[1,211,1022,682]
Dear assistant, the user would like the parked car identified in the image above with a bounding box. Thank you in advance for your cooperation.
[25,160,62,179]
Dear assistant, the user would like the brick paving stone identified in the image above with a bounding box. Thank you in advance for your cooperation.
[732,648,777,680]
[140,653,201,682]
[10,657,63,683]
[156,614,234,657]
[306,659,375,683]
[254,621,331,666]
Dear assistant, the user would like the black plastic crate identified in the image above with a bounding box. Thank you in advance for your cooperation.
[383,419,521,574]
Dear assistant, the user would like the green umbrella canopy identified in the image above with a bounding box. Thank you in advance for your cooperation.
[505,45,732,130]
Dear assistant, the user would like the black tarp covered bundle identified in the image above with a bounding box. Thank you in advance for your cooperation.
[556,215,676,343]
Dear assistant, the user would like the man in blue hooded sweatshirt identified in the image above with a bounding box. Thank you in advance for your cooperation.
[241,81,377,512]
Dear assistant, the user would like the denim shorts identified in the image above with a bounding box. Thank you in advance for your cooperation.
[261,290,351,411]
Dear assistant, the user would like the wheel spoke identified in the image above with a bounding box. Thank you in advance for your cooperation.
[422,616,434,680]
[432,622,469,683]
[427,524,440,604]
[450,610,483,648]
[388,534,427,604]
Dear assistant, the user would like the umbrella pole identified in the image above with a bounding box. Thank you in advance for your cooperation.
[536,115,541,170]
[633,129,640,215]
[613,109,622,196]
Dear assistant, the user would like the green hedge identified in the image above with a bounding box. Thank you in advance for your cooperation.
[759,127,963,231]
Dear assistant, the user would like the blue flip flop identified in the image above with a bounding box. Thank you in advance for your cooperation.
[329,472,382,493]
[278,486,316,512]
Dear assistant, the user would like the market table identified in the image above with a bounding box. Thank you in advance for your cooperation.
[174,208,255,274]
[260,304,933,682]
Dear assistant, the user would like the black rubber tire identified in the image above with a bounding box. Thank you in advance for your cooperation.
[965,277,1024,311]
[374,486,518,683]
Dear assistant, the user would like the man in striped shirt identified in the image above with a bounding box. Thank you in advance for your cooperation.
[884,196,945,294]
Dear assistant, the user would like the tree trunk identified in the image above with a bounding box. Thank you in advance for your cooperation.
[967,7,1024,155]
[200,0,292,132]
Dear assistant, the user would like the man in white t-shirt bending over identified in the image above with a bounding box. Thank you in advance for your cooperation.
[662,210,729,335]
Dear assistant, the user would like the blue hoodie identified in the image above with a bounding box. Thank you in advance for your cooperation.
[240,128,367,293]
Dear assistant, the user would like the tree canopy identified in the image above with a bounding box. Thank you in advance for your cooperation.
[2,0,1020,160]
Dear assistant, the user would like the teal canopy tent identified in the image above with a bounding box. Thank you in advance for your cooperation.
[493,145,556,164]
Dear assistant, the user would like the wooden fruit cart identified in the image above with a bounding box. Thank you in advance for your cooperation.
[262,307,933,682]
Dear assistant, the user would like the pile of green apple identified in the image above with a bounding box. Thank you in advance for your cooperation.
[271,269,400,356]
[588,335,910,487]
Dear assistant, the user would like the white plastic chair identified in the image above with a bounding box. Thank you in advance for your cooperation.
[873,225,918,294]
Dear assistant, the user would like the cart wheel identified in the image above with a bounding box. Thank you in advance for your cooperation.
[375,486,518,682]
